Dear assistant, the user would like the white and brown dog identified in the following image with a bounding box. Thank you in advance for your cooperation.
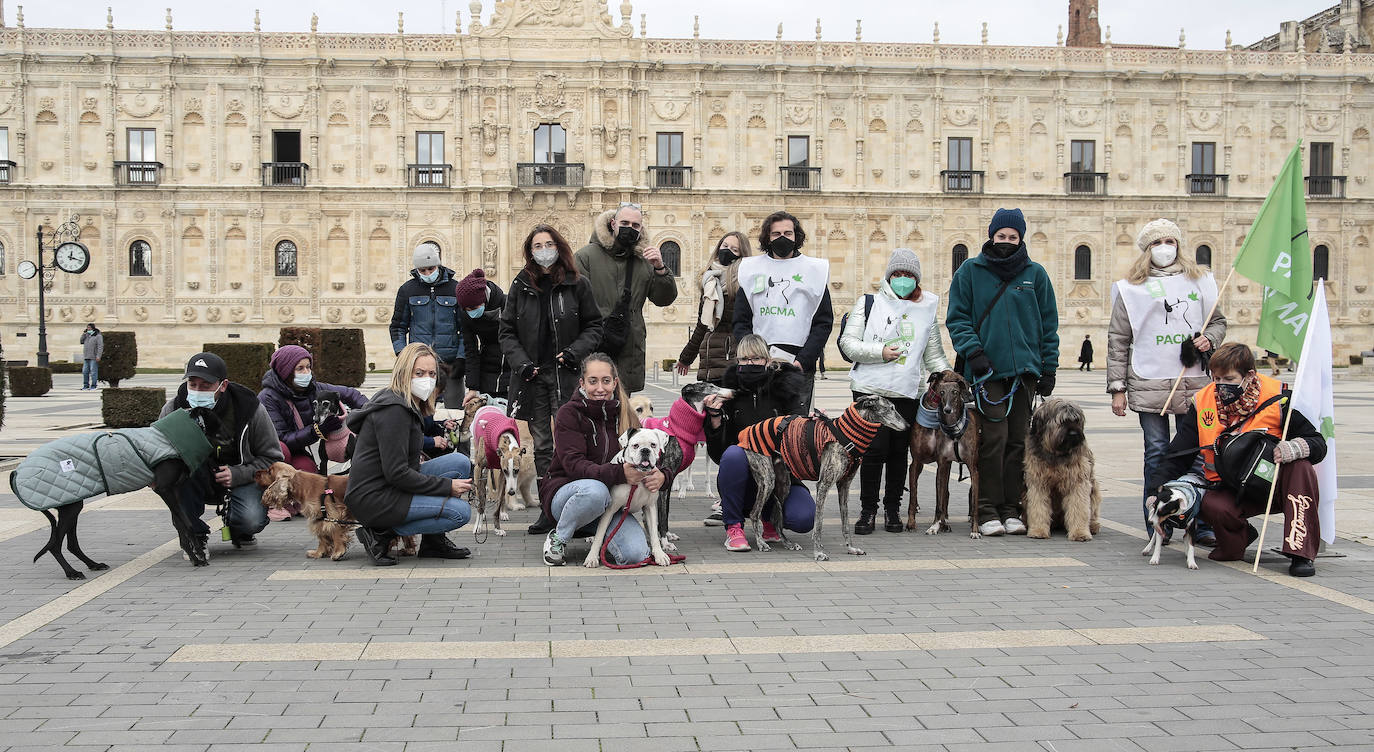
[583,428,676,568]
[1143,475,1206,570]
[470,404,537,537]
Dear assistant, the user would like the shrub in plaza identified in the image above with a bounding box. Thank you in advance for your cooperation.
[661,358,676,372]
[319,328,366,388]
[98,331,139,387]
[278,327,323,360]
[1352,354,1365,366]
[101,387,167,429]
[8,366,53,397]
[48,361,83,374]
[203,342,274,388]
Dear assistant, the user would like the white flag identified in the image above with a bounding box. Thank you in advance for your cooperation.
[1291,283,1337,544]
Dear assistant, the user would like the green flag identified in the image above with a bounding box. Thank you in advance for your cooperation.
[1233,141,1312,361]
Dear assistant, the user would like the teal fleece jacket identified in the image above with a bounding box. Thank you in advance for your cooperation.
[945,250,1060,382]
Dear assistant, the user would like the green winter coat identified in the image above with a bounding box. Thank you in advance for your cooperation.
[946,245,1059,383]
[574,208,679,392]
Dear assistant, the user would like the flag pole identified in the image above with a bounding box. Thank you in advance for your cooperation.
[1252,401,1296,572]
[1158,265,1237,416]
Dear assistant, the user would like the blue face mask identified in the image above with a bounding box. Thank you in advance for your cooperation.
[466,305,485,319]
[889,276,918,298]
[293,372,313,388]
[419,269,440,284]
[186,388,218,409]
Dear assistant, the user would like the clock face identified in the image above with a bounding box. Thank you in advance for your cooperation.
[54,241,91,274]
[17,259,37,279]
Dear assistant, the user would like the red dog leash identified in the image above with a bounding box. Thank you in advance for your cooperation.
[598,485,687,569]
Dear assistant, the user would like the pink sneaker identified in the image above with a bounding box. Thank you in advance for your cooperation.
[762,521,783,542]
[724,523,751,552]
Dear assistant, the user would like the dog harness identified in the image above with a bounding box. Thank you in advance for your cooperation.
[472,405,519,467]
[641,399,707,473]
[1156,475,1207,531]
[736,405,881,481]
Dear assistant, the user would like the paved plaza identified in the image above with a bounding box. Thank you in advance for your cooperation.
[2,368,1374,751]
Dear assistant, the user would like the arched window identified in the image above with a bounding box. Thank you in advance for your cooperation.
[659,240,681,276]
[129,240,152,277]
[274,239,298,277]
[1195,244,1212,267]
[1313,244,1329,281]
[952,243,968,274]
[1074,244,1092,280]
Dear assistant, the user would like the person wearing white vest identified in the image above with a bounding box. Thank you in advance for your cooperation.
[733,211,834,409]
[839,248,952,535]
[1108,218,1227,543]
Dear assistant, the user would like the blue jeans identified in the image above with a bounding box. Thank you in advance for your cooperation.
[1138,411,1212,536]
[177,468,269,539]
[716,445,816,532]
[550,479,650,565]
[82,359,98,389]
[395,453,473,536]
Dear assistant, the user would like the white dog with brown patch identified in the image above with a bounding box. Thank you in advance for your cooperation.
[583,428,675,568]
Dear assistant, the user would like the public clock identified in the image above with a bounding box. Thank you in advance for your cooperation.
[16,259,37,279]
[54,241,91,274]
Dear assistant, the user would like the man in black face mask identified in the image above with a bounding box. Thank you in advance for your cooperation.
[732,210,834,409]
[573,203,679,394]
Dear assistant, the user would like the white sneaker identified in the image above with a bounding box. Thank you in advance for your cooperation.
[1004,518,1027,535]
[979,519,1006,537]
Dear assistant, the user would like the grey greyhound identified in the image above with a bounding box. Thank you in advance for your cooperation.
[738,395,908,561]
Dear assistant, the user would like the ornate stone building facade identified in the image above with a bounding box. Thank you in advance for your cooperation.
[0,0,1370,369]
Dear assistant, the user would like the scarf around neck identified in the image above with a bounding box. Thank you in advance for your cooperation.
[980,239,1031,282]
[1216,374,1262,427]
[699,261,727,329]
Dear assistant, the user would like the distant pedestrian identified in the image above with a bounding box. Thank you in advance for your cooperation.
[79,324,104,390]
[1078,335,1094,371]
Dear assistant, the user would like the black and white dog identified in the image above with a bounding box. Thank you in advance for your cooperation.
[1143,475,1207,570]
[312,391,355,472]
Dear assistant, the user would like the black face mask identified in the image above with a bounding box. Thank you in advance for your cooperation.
[716,248,738,266]
[1216,382,1244,406]
[736,364,767,386]
[990,242,1019,259]
[614,226,640,250]
[767,237,797,258]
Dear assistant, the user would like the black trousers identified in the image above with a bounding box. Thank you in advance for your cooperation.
[853,393,920,514]
[974,375,1034,524]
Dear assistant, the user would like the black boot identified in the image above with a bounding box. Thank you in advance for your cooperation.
[854,511,876,535]
[884,506,904,533]
[527,512,555,535]
[356,526,398,567]
[1288,556,1316,577]
[418,533,471,560]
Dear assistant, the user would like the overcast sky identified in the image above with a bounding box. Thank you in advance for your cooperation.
[18,1,1335,49]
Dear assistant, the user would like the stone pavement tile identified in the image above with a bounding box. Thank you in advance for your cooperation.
[553,722,647,738]
[976,724,1077,743]
[880,727,984,746]
[107,746,210,752]
[791,730,891,747]
[1224,731,1331,747]
[1036,741,1146,752]
[944,743,1046,752]
[457,724,553,741]
[695,734,799,750]
[403,743,503,752]
[69,729,173,745]
[1066,721,1167,739]
[600,736,702,752]
[359,726,460,742]
[1133,735,1242,752]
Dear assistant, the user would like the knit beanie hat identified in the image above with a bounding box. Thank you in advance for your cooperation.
[987,207,1027,239]
[1135,218,1182,253]
[271,345,311,383]
[455,269,490,309]
[412,243,441,269]
[885,248,922,284]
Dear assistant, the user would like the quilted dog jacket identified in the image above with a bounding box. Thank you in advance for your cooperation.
[9,410,214,511]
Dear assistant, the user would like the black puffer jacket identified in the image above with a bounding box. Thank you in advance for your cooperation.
[460,280,510,398]
[498,267,604,421]
[704,362,807,463]
[344,388,453,529]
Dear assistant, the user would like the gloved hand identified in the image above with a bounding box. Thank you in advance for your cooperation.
[967,349,993,379]
[556,349,578,372]
[320,416,344,434]
[1273,438,1309,464]
[519,363,538,382]
[1036,373,1056,397]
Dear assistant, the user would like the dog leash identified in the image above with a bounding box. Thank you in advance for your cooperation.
[315,488,362,527]
[598,485,686,569]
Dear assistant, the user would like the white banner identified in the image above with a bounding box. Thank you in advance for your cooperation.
[1291,283,1337,544]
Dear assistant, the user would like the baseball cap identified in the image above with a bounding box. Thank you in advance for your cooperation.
[185,352,229,383]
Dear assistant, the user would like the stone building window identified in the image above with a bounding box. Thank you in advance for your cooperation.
[411,132,449,187]
[129,240,152,277]
[952,243,968,274]
[0,127,11,184]
[0,239,5,275]
[659,240,681,276]
[274,239,298,278]
[1074,244,1092,280]
[1195,244,1212,267]
[1313,244,1329,281]
[534,123,566,164]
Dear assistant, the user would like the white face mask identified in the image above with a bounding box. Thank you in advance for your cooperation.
[411,377,436,401]
[532,248,558,268]
[1150,243,1178,268]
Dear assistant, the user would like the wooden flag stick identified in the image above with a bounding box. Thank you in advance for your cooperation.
[1158,265,1238,416]
[1252,400,1296,572]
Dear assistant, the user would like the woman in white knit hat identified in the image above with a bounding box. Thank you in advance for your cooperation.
[838,248,951,535]
[1108,218,1227,544]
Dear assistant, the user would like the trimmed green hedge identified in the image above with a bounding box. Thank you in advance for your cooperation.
[203,342,274,388]
[102,387,167,429]
[99,331,138,387]
[48,360,84,374]
[1352,355,1365,366]
[278,327,323,360]
[320,329,366,387]
[8,366,53,397]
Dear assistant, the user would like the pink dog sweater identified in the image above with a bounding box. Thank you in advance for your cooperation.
[641,399,706,473]
[473,405,519,466]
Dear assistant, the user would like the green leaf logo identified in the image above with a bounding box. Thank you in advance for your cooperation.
[1321,415,1335,440]
[792,273,803,282]
[1188,292,1199,301]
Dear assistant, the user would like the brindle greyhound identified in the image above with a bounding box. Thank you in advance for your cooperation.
[907,371,983,538]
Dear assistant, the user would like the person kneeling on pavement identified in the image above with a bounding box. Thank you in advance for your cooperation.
[345,343,474,566]
[1148,343,1327,577]
[160,352,283,554]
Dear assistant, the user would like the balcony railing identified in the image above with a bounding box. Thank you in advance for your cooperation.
[114,161,164,186]
[649,165,692,189]
[940,170,985,194]
[1064,171,1108,196]
[780,166,821,191]
[1186,173,1229,196]
[0,160,15,184]
[262,162,309,187]
[1305,175,1346,198]
[517,162,585,188]
[408,164,453,188]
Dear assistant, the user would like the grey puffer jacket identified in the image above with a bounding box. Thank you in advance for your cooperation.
[1107,267,1227,414]
[839,280,952,400]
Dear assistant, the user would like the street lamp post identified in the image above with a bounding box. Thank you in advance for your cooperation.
[16,215,91,368]
[35,226,49,367]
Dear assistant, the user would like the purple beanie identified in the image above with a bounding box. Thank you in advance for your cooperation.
[271,345,312,383]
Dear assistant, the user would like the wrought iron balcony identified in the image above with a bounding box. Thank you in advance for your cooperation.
[1186,173,1229,196]
[940,170,985,194]
[0,160,15,184]
[649,165,692,189]
[517,162,585,188]
[408,164,453,188]
[262,162,309,187]
[1305,175,1346,198]
[1063,171,1108,196]
[780,166,821,191]
[114,161,164,186]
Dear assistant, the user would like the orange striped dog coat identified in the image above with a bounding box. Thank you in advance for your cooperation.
[736,405,881,481]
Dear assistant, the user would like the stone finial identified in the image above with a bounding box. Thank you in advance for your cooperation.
[469,0,482,20]
[165,7,172,31]
[776,23,783,41]
[693,15,699,39]
[397,11,404,34]
[1225,29,1232,48]
[15,4,21,29]
[310,13,317,33]
[107,6,114,30]
[1105,25,1111,44]
[254,9,261,32]
[855,19,862,43]
[981,22,988,45]
[620,1,631,26]
[1057,24,1063,46]
[640,12,645,37]
[932,21,939,44]
[455,9,461,34]
[1179,27,1186,49]
[815,18,822,41]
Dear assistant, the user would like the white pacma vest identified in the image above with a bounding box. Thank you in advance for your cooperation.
[849,292,940,399]
[1112,272,1218,380]
[737,254,830,348]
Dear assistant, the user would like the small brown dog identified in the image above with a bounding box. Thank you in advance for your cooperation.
[255,462,418,560]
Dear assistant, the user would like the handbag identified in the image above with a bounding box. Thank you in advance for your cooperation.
[1211,393,1286,505]
[289,401,354,464]
[598,260,637,357]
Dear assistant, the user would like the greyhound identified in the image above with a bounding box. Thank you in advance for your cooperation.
[908,371,983,538]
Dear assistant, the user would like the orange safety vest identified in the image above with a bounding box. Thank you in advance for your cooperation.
[1195,374,1285,483]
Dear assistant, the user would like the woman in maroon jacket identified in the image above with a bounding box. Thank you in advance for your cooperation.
[538,353,664,567]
